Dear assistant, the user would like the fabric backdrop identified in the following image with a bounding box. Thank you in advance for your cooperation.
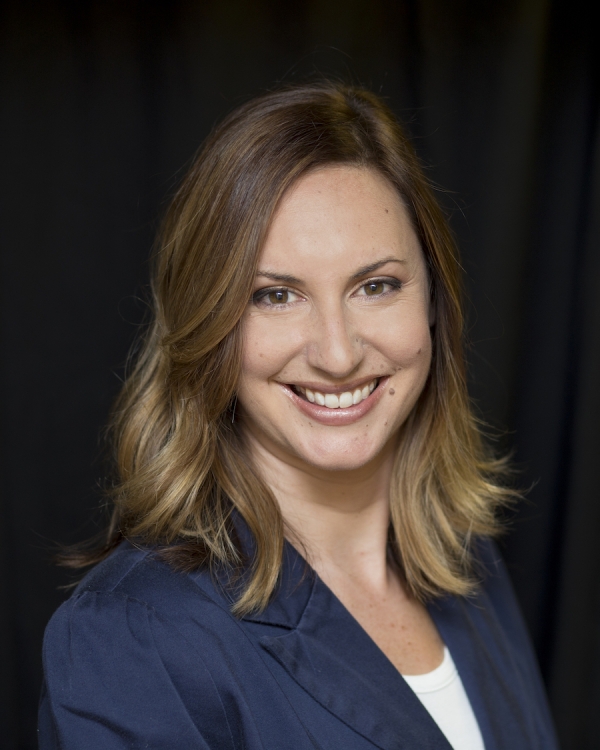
[1,1,598,748]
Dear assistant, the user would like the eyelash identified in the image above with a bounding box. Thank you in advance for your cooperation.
[356,278,403,298]
[251,287,300,307]
[252,277,402,307]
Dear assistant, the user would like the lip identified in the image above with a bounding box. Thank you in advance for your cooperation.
[280,376,390,426]
[286,376,379,394]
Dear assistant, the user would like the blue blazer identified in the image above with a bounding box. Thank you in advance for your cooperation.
[39,537,558,749]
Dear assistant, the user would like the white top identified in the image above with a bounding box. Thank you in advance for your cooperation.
[402,647,485,750]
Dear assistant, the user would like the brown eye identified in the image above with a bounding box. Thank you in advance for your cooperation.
[268,290,289,304]
[364,281,385,296]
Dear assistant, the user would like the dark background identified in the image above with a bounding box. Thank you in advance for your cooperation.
[1,1,598,748]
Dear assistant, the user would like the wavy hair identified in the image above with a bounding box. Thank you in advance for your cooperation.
[72,82,513,614]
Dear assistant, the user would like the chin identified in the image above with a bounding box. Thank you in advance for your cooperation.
[286,433,392,474]
[239,409,400,477]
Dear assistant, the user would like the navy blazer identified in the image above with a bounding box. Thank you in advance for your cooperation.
[39,538,558,749]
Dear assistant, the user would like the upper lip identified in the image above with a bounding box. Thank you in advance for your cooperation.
[282,376,385,394]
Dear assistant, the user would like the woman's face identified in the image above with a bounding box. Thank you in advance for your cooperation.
[237,165,433,474]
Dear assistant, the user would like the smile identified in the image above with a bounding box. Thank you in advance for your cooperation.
[292,379,378,409]
[281,376,388,426]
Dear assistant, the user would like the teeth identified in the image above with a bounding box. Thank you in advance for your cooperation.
[295,379,378,409]
[339,392,353,408]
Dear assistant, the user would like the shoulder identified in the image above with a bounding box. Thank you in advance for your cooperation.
[426,537,559,748]
[430,536,537,659]
[71,540,222,607]
[44,540,246,666]
[471,536,534,647]
[40,543,248,748]
[472,538,557,739]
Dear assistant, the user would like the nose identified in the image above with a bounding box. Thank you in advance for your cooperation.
[305,302,363,378]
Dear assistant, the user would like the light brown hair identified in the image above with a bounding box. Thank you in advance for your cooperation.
[76,82,512,614]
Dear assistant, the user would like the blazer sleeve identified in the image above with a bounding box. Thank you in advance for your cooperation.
[39,590,236,750]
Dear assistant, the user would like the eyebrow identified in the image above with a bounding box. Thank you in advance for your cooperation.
[256,257,406,285]
[255,271,303,284]
[349,257,407,280]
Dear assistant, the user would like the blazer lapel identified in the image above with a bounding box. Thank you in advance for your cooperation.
[221,522,551,749]
[430,589,545,750]
[245,543,453,750]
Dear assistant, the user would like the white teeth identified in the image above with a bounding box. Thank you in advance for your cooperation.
[339,392,353,408]
[324,393,340,408]
[294,379,379,409]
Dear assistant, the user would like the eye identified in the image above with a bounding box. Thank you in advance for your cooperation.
[268,289,289,304]
[364,281,385,296]
[356,278,401,298]
[253,287,301,307]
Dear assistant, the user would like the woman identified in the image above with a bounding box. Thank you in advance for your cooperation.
[39,83,557,749]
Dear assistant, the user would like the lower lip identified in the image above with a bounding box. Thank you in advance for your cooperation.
[281,378,390,426]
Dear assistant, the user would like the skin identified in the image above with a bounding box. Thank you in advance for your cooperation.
[237,165,444,675]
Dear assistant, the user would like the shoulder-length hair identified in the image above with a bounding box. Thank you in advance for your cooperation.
[79,82,512,615]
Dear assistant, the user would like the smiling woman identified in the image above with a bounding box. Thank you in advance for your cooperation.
[240,167,432,461]
[39,83,558,749]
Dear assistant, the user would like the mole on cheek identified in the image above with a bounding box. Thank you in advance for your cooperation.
[389,388,395,396]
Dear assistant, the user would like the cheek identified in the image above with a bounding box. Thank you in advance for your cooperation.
[369,311,432,372]
[239,317,299,385]
[403,326,433,369]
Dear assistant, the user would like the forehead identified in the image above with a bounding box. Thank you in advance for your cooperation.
[259,165,421,269]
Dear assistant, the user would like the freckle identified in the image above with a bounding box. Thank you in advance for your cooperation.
[389,388,395,396]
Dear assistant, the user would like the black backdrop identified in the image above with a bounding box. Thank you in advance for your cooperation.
[1,1,598,748]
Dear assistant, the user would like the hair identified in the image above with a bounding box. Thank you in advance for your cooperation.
[70,82,514,615]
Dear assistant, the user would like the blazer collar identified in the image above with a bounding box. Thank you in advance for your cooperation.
[243,541,451,750]
[429,582,547,750]
[241,539,544,750]
[240,541,315,629]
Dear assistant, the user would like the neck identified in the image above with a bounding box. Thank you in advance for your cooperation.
[245,431,396,591]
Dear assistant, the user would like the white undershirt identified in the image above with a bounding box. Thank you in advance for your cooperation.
[402,647,485,750]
